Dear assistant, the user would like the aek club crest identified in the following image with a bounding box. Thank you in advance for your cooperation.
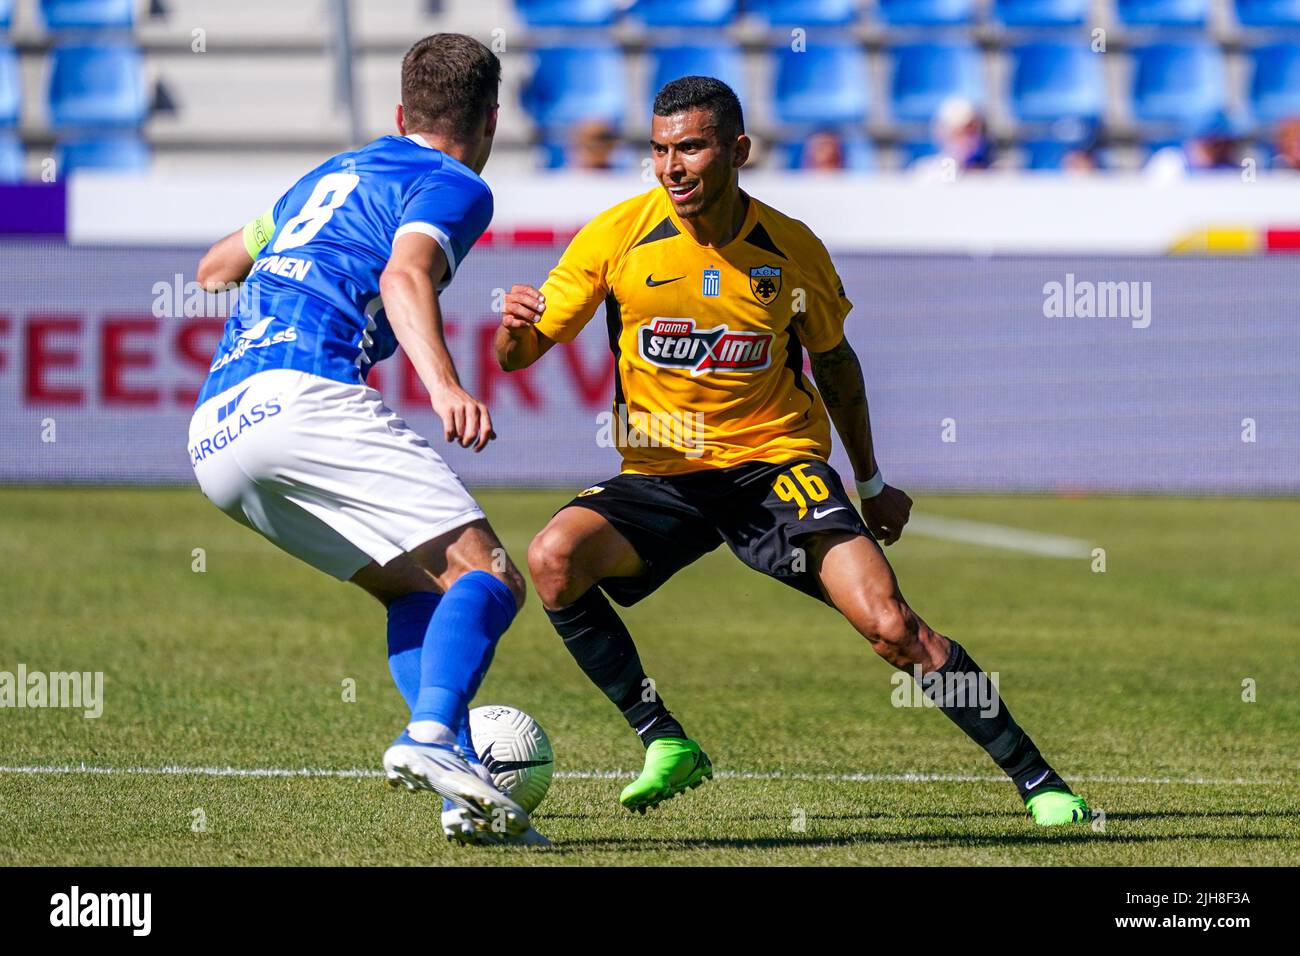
[749,265,782,305]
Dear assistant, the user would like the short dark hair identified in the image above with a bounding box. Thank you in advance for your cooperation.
[401,34,501,143]
[653,75,744,141]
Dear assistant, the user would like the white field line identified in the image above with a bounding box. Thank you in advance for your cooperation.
[8,519,1091,558]
[904,513,1092,559]
[0,764,1292,788]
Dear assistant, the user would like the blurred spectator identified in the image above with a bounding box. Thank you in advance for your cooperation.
[1271,117,1300,170]
[801,129,847,171]
[567,118,621,170]
[1061,145,1099,174]
[1146,113,1243,181]
[1059,131,1103,174]
[910,97,995,177]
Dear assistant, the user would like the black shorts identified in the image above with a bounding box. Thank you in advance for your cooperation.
[563,458,872,607]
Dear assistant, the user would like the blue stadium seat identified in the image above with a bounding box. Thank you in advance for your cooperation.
[782,133,876,170]
[1251,44,1300,126]
[890,42,984,125]
[900,139,938,166]
[1236,0,1300,26]
[1021,138,1097,169]
[0,134,22,181]
[41,0,136,30]
[773,43,869,127]
[0,0,13,32]
[522,45,626,132]
[56,135,150,173]
[513,0,620,27]
[1115,0,1208,26]
[1022,139,1068,169]
[878,0,974,26]
[649,45,745,104]
[537,139,565,169]
[1010,42,1104,125]
[1141,137,1184,156]
[630,0,738,27]
[751,0,860,26]
[49,44,147,129]
[0,44,18,127]
[1131,42,1227,134]
[991,0,1088,26]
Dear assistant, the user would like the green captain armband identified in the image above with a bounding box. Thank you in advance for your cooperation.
[242,208,276,259]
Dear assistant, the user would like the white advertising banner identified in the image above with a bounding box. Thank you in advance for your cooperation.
[1,241,1297,493]
[68,171,1300,253]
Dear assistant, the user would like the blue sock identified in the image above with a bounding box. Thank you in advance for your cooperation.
[456,715,479,764]
[386,592,441,710]
[411,571,518,731]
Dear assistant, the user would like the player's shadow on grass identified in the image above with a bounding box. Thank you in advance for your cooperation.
[806,809,1300,823]
[1104,809,1300,822]
[543,808,1043,824]
[556,830,1297,853]
[540,805,1300,853]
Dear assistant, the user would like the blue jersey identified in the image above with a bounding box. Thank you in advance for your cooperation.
[197,134,493,406]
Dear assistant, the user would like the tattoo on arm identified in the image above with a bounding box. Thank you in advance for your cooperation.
[810,338,865,409]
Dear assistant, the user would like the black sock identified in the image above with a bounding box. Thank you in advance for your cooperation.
[545,587,686,747]
[919,640,1069,801]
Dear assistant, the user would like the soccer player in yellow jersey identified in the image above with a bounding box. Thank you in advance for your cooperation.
[495,77,1088,826]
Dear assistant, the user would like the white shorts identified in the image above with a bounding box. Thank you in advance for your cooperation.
[188,369,485,580]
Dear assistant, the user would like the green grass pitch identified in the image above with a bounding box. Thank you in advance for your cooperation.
[1,487,1297,866]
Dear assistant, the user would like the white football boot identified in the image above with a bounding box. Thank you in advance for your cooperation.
[441,761,551,847]
[384,731,530,838]
[441,802,552,847]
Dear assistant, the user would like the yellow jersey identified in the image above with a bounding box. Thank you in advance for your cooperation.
[536,187,851,476]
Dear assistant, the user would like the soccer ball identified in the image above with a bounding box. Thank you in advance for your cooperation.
[468,705,554,813]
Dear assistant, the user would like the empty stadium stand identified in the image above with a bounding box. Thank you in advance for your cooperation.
[0,0,1295,176]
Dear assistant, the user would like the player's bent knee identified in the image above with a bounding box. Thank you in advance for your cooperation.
[526,532,571,605]
[863,599,917,664]
[527,530,585,608]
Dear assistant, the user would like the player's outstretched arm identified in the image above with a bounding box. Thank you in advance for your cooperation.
[381,233,495,452]
[196,228,254,293]
[196,207,275,292]
[809,337,912,545]
[495,284,557,371]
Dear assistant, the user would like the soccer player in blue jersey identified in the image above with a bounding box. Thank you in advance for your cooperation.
[189,34,543,845]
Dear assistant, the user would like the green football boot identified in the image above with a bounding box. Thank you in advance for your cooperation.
[619,737,713,813]
[1025,789,1090,826]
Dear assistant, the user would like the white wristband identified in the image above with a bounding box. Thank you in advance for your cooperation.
[855,470,885,500]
